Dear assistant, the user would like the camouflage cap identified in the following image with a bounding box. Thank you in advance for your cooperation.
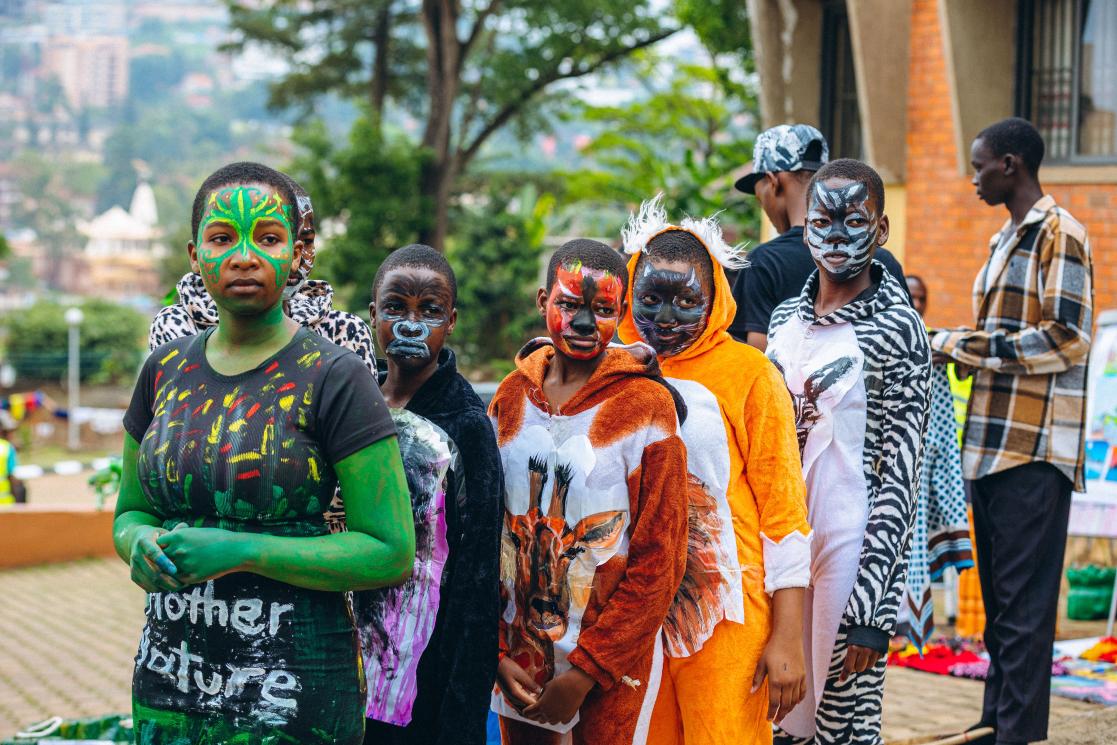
[735,124,829,195]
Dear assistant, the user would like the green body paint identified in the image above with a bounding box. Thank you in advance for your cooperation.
[196,187,295,289]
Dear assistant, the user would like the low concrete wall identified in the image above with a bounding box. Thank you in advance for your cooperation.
[0,506,116,570]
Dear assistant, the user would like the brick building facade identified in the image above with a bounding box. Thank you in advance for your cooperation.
[746,0,1117,328]
[905,0,1117,328]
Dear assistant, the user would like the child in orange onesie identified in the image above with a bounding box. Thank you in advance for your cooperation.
[618,196,813,745]
[490,238,690,745]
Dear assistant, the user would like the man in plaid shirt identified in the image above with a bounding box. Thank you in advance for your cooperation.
[932,118,1093,745]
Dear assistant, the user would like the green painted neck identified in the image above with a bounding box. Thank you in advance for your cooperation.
[211,301,293,351]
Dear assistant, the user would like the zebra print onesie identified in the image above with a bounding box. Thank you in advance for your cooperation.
[766,262,930,744]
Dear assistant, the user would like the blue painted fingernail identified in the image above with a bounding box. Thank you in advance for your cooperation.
[156,556,177,574]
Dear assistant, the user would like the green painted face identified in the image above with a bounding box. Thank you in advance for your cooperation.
[195,186,295,289]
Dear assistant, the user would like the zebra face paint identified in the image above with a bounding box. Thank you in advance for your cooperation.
[805,179,880,281]
[545,261,624,361]
[632,258,709,357]
[373,266,455,370]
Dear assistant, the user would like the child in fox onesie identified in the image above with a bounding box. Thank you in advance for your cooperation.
[617,196,813,745]
[489,238,690,745]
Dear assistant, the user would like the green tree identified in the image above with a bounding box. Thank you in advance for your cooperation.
[562,55,759,244]
[289,114,433,313]
[224,0,425,120]
[97,101,238,212]
[9,151,103,289]
[0,233,9,261]
[447,184,553,375]
[225,0,679,250]
[676,0,753,72]
[4,299,147,384]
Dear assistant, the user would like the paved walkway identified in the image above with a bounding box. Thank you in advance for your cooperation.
[0,558,1108,743]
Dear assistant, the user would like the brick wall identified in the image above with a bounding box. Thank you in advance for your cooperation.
[904,0,1117,329]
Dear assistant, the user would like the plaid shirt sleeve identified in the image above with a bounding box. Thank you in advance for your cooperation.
[931,216,1092,375]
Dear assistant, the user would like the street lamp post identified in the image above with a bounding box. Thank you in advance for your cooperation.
[64,307,83,451]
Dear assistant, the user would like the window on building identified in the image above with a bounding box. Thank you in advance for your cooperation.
[1017,0,1117,162]
[820,0,863,160]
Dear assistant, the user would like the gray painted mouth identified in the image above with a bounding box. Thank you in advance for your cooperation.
[386,339,430,359]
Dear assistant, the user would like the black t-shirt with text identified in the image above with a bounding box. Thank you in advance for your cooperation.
[728,226,910,341]
[122,326,395,744]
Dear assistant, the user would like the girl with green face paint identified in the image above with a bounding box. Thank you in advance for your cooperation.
[194,184,297,292]
[148,171,378,377]
[114,162,415,744]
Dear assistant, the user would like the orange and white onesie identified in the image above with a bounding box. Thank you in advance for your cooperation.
[489,339,690,745]
[617,198,813,745]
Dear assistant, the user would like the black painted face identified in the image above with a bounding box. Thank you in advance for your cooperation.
[805,178,880,282]
[372,266,455,370]
[632,257,710,357]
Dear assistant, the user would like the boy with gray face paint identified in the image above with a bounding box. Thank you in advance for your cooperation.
[728,124,910,351]
[362,244,503,745]
[766,159,931,744]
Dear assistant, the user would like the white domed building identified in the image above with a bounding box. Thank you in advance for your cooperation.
[77,181,168,302]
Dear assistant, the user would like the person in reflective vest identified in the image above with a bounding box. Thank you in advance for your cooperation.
[0,411,23,506]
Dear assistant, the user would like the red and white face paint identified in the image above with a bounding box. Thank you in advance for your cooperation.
[545,261,624,360]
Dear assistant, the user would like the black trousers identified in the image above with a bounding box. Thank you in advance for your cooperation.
[971,461,1072,744]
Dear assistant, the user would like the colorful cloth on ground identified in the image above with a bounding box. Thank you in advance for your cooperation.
[888,639,1070,683]
[1082,636,1117,663]
[616,208,811,745]
[356,408,457,727]
[903,364,974,650]
[364,348,503,745]
[888,641,983,677]
[930,194,1093,490]
[123,328,395,744]
[150,272,378,375]
[767,262,931,744]
[1050,658,1117,706]
[489,340,689,743]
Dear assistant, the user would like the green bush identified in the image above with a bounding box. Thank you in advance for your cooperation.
[4,299,148,384]
[447,186,552,376]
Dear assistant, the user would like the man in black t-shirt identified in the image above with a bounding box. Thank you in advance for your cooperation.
[729,124,907,350]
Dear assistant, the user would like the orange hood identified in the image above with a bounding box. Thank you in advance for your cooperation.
[513,337,666,415]
[617,233,740,375]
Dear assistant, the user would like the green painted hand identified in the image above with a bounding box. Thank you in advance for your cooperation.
[129,525,184,593]
[156,526,249,586]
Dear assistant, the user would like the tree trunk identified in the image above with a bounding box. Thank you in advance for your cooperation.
[420,154,457,251]
[418,0,461,252]
[369,3,392,125]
